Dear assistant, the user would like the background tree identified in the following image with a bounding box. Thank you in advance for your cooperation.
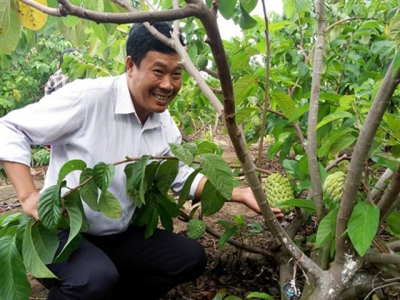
[2,0,400,299]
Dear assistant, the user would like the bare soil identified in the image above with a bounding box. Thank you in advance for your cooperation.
[0,142,288,300]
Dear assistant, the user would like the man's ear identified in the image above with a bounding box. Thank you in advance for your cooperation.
[126,56,134,71]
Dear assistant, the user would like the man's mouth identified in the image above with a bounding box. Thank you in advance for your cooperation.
[153,94,170,101]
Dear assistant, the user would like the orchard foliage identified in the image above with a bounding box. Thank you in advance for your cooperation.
[2,0,400,299]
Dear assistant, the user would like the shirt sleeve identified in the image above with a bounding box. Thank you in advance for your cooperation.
[0,85,84,167]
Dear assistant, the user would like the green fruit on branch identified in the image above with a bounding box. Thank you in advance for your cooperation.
[323,171,346,202]
[196,55,208,70]
[252,116,262,131]
[187,219,206,240]
[265,173,294,214]
[327,160,349,174]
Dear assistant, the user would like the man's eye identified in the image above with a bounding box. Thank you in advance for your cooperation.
[173,73,182,79]
[154,69,163,75]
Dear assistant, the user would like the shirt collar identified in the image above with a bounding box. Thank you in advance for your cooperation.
[115,73,135,114]
[114,73,162,126]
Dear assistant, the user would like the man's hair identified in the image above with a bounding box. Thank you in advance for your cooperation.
[126,22,185,68]
[59,48,77,65]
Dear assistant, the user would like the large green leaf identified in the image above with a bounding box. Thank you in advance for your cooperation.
[240,0,257,13]
[201,180,226,216]
[92,162,115,192]
[178,168,203,207]
[238,4,257,30]
[124,156,150,207]
[22,218,56,278]
[155,160,179,194]
[271,91,297,120]
[282,0,296,18]
[57,159,86,187]
[169,142,197,166]
[219,0,237,20]
[99,190,122,219]
[0,8,20,54]
[53,190,84,263]
[348,202,379,257]
[233,75,258,105]
[199,153,233,200]
[371,152,400,173]
[0,235,30,300]
[30,223,58,265]
[279,199,316,214]
[38,185,63,233]
[315,208,338,249]
[79,168,99,211]
[315,111,354,130]
[386,211,400,235]
[0,0,10,36]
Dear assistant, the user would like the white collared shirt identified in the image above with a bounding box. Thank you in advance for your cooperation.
[0,73,203,235]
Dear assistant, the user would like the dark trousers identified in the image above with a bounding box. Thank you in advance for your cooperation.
[37,225,207,300]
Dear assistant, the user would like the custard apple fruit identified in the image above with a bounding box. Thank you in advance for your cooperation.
[265,173,294,214]
[327,160,349,174]
[187,219,206,240]
[323,171,346,202]
[196,55,208,70]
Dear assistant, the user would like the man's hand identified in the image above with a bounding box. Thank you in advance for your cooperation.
[21,191,40,221]
[231,187,285,221]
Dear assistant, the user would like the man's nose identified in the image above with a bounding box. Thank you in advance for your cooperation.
[159,75,173,91]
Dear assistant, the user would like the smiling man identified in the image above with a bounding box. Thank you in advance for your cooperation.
[0,22,283,300]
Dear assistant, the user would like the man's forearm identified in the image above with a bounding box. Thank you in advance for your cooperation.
[1,161,38,202]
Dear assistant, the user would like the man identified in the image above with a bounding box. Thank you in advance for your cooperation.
[44,48,77,96]
[0,22,283,300]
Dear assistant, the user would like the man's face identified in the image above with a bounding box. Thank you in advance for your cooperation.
[126,50,183,123]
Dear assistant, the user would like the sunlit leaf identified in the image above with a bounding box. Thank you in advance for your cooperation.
[12,0,48,30]
[99,190,122,219]
[0,0,10,36]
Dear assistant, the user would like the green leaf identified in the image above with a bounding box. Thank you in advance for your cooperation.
[155,160,179,194]
[38,185,63,233]
[0,213,23,227]
[0,0,10,36]
[199,153,233,200]
[371,152,400,173]
[201,180,226,216]
[54,191,84,263]
[247,291,275,299]
[219,226,238,247]
[315,208,338,249]
[79,168,99,211]
[283,0,296,18]
[238,4,257,30]
[0,235,30,300]
[236,107,258,124]
[328,134,357,158]
[99,190,122,219]
[240,0,257,13]
[271,91,297,120]
[233,75,258,105]
[0,9,20,54]
[30,223,58,265]
[57,159,86,187]
[386,211,400,235]
[92,162,115,192]
[315,111,354,130]
[169,142,197,165]
[178,168,203,207]
[279,199,316,214]
[219,0,237,19]
[22,218,56,278]
[124,156,151,207]
[348,202,379,257]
